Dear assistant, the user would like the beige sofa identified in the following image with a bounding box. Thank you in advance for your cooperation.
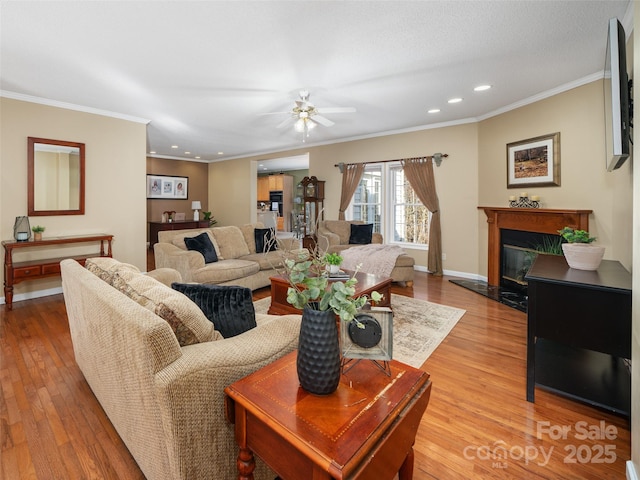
[317,220,415,286]
[154,223,305,290]
[60,257,301,480]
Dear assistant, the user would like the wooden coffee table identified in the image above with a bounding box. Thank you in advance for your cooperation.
[224,351,431,480]
[268,270,392,315]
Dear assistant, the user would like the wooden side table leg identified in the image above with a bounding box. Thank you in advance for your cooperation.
[398,447,414,480]
[237,447,255,480]
[4,285,13,310]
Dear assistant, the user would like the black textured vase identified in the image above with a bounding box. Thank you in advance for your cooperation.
[297,307,341,395]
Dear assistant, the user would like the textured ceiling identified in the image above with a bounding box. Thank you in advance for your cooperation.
[0,1,633,168]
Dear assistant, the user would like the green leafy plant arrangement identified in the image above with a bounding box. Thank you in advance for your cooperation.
[324,252,343,266]
[31,225,45,233]
[264,211,382,325]
[284,255,383,323]
[558,227,596,244]
[202,211,218,227]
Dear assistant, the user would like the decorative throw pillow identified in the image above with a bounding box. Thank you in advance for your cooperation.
[85,257,140,285]
[172,283,257,338]
[184,232,218,263]
[113,269,218,346]
[254,227,278,253]
[210,226,251,259]
[349,223,374,244]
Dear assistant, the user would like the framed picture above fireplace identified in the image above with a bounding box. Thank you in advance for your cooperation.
[507,132,560,188]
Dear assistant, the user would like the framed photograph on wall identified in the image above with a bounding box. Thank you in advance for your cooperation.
[147,175,188,199]
[507,132,560,188]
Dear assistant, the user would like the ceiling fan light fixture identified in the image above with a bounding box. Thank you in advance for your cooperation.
[294,118,306,132]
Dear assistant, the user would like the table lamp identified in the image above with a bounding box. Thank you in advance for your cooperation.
[192,201,202,221]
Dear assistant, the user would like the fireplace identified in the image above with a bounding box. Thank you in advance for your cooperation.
[479,207,592,286]
[500,229,560,294]
[451,207,592,312]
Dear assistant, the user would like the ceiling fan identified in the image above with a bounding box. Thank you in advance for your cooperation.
[261,90,356,138]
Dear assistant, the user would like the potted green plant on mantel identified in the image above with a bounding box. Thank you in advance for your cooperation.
[558,227,605,271]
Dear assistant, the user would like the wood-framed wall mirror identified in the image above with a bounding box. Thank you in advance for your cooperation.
[28,137,85,216]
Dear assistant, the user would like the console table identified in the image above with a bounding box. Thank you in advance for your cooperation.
[3,233,113,310]
[149,220,209,247]
[525,254,631,417]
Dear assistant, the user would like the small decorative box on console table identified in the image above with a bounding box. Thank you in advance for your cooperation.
[3,233,113,310]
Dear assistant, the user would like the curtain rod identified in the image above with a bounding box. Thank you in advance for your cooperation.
[334,153,449,170]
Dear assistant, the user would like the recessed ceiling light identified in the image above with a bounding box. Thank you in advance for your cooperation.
[150,151,156,154]
[428,108,440,114]
[195,156,200,159]
[448,98,463,104]
[184,151,190,155]
[171,145,178,149]
[474,85,492,92]
[218,152,224,155]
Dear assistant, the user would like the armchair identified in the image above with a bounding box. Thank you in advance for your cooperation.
[316,220,383,254]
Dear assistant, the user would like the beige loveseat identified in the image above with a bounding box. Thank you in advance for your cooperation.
[154,223,305,290]
[317,220,415,286]
[60,257,301,480]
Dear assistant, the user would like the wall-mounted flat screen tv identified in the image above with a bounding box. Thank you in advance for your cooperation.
[603,18,631,172]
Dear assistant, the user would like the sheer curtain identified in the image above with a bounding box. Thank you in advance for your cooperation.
[401,157,443,275]
[338,163,365,220]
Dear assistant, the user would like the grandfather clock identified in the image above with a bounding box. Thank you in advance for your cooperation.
[301,176,324,250]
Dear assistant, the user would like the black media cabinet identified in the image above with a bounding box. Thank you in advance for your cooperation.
[525,255,631,417]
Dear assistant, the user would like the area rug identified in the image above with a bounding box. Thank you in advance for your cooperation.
[253,294,466,368]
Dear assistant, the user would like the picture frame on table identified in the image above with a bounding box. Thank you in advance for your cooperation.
[506,132,560,188]
[147,175,188,199]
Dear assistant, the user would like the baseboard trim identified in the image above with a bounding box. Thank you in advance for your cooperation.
[412,265,487,282]
[628,460,639,480]
[1,286,63,306]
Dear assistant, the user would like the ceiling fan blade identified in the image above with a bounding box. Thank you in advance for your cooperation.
[257,111,290,116]
[317,107,357,114]
[311,114,335,127]
[276,116,295,129]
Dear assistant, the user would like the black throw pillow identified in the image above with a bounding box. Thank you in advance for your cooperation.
[171,283,257,338]
[254,227,278,253]
[349,223,374,244]
[184,232,218,264]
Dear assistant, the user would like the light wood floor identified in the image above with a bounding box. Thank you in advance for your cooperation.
[1,269,630,479]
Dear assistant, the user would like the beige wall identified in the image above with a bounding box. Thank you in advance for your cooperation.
[146,157,209,238]
[478,80,634,275]
[630,12,639,478]
[210,123,480,273]
[1,97,148,301]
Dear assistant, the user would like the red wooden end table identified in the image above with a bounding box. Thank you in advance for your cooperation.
[224,351,431,479]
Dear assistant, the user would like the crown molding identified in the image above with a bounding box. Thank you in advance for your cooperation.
[0,90,150,124]
[476,72,603,122]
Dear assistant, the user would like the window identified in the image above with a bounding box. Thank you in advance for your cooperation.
[390,166,430,245]
[349,163,429,248]
[351,167,381,233]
